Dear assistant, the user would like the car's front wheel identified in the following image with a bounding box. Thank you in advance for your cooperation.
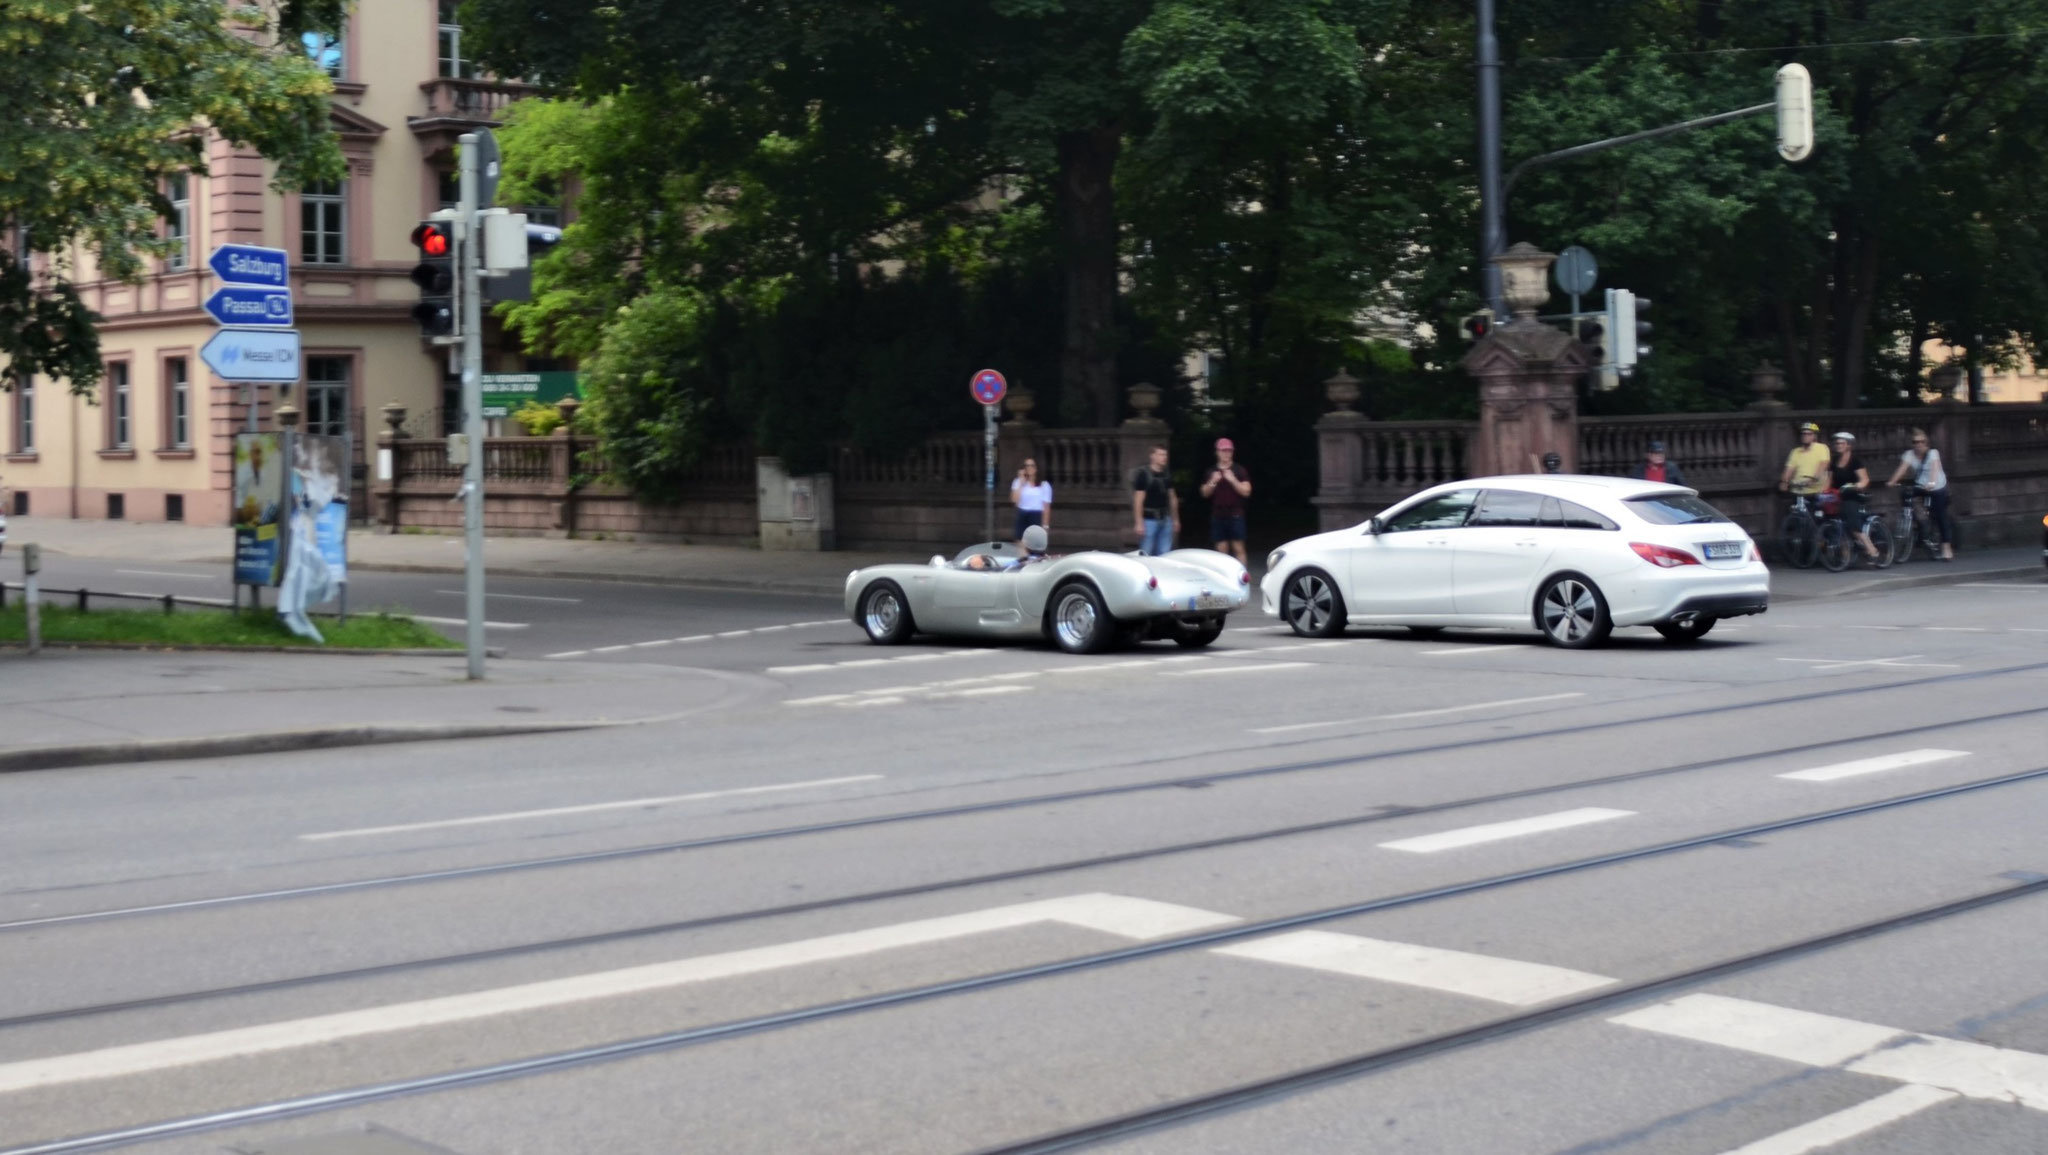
[1536,574,1611,648]
[1653,615,1716,643]
[860,581,914,645]
[1049,582,1115,654]
[1280,569,1346,638]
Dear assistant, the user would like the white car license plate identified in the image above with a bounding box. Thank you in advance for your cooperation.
[1191,593,1230,610]
[1702,541,1745,560]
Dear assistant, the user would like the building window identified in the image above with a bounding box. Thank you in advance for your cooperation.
[302,26,344,78]
[305,356,351,437]
[13,373,32,453]
[438,1,472,78]
[165,173,192,270]
[438,170,461,212]
[302,180,346,265]
[107,362,131,449]
[166,357,190,448]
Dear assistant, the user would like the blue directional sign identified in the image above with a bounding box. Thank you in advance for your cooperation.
[207,243,290,289]
[201,328,302,383]
[204,286,294,327]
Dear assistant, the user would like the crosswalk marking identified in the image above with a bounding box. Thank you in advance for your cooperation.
[1378,807,1633,853]
[1214,930,1613,1006]
[1716,1085,1957,1155]
[1777,749,1969,782]
[0,894,1238,1095]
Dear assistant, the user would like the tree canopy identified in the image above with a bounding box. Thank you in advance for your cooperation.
[0,0,343,392]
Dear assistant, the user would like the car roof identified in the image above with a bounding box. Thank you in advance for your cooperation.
[1424,474,1693,500]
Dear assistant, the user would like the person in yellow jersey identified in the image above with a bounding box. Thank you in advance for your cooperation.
[1777,422,1830,497]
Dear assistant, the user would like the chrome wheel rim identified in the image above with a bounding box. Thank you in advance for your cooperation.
[1055,591,1097,648]
[1541,580,1597,643]
[864,590,901,638]
[1286,574,1333,634]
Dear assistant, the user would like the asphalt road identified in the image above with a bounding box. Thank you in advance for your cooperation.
[3,577,2048,1154]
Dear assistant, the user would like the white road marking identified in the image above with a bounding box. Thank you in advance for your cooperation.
[1776,655,1959,671]
[1921,626,1987,632]
[1252,692,1586,734]
[1777,748,1969,783]
[846,696,905,707]
[1420,645,1501,656]
[1161,661,1315,677]
[115,569,212,580]
[771,663,837,674]
[435,590,581,603]
[1612,993,2048,1111]
[674,635,713,643]
[410,615,529,630]
[1215,641,1349,657]
[633,640,671,648]
[0,894,1237,1094]
[716,630,752,638]
[792,619,848,628]
[754,625,790,632]
[1379,807,1633,853]
[300,775,885,841]
[548,650,590,659]
[785,693,854,706]
[1959,583,2047,590]
[1215,930,1614,1006]
[768,651,996,675]
[1715,1085,1957,1155]
[592,644,633,654]
[927,685,1033,699]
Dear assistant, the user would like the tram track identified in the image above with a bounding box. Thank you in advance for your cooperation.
[7,658,2047,936]
[7,763,2048,1155]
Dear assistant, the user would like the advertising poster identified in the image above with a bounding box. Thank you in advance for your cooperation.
[278,434,349,642]
[232,433,285,587]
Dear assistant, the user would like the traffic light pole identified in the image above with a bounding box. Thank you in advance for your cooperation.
[459,132,487,680]
[1475,0,1505,320]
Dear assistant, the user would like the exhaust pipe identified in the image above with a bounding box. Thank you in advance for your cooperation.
[1668,611,1699,626]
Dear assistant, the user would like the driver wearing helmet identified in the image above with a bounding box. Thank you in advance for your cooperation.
[1779,421,1830,496]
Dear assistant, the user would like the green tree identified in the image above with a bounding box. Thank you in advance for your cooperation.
[0,0,344,393]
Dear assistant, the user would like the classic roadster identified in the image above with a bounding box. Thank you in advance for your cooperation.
[844,539,1252,653]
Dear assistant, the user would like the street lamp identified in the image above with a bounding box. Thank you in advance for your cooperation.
[1493,242,1556,321]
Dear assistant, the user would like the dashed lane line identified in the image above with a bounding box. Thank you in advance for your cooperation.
[300,775,884,840]
[412,615,529,630]
[1249,692,1586,734]
[1378,807,1634,853]
[1776,748,1969,783]
[1161,661,1316,678]
[549,619,850,659]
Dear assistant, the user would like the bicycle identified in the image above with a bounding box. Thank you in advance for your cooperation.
[1889,485,1943,565]
[1818,487,1893,572]
[1778,493,1826,569]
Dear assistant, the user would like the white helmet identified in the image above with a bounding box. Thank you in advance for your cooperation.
[1831,431,1855,443]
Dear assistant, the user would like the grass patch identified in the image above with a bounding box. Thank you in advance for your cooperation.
[0,604,459,650]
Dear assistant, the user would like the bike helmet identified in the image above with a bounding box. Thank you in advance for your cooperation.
[1831,431,1855,443]
[1798,422,1820,433]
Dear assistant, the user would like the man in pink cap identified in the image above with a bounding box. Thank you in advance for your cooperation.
[1200,437,1253,565]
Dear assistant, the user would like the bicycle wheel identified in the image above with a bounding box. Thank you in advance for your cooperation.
[1779,512,1818,569]
[1889,511,1914,565]
[1820,521,1851,572]
[1865,516,1893,569]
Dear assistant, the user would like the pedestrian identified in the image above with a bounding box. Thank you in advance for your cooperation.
[1829,431,1881,563]
[1200,438,1252,565]
[1886,427,1955,560]
[1777,422,1829,499]
[1629,439,1686,486]
[1540,452,1563,474]
[1130,444,1179,556]
[1010,457,1051,547]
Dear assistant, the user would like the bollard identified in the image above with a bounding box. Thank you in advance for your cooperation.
[22,544,40,655]
[77,588,87,612]
[163,593,175,615]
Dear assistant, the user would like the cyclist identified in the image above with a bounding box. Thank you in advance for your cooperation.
[1885,427,1954,560]
[1828,432,1881,563]
[1778,422,1829,500]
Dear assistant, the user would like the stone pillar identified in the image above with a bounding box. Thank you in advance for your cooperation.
[378,403,406,533]
[996,387,1040,486]
[1748,362,1792,493]
[1462,322,1588,476]
[757,456,836,551]
[554,397,582,538]
[1313,368,1370,531]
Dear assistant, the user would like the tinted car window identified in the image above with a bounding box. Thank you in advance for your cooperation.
[1471,489,1545,527]
[1382,490,1478,532]
[1625,493,1732,525]
[1539,497,1617,530]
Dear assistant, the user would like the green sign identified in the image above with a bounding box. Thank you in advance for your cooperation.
[480,370,581,419]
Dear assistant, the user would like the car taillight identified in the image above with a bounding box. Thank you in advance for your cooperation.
[1749,544,1761,562]
[1147,576,1159,589]
[1630,542,1700,568]
[1239,571,1251,585]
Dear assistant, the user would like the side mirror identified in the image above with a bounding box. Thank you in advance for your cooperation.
[929,555,946,567]
[1365,517,1382,535]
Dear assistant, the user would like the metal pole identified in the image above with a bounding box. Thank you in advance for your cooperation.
[983,404,996,542]
[1476,0,1505,319]
[23,546,40,655]
[1501,102,1774,202]
[459,132,486,679]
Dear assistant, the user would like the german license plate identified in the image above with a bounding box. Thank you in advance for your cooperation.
[1702,541,1745,560]
[1193,593,1231,610]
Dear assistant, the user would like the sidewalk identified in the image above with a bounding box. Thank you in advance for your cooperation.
[7,515,2039,602]
[0,648,763,772]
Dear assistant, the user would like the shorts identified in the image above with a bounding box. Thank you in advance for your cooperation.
[1211,513,1247,543]
[1012,508,1042,539]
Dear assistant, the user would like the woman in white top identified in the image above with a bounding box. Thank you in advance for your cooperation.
[1886,427,1953,559]
[1010,457,1052,545]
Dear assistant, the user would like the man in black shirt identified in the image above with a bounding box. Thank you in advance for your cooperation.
[1130,444,1179,555]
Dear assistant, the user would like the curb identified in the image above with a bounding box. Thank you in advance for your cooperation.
[346,560,850,597]
[1772,563,2043,603]
[0,720,603,774]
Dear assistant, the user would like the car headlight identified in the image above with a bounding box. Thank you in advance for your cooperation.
[1266,548,1286,570]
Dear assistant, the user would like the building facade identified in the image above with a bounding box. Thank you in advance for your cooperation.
[2,0,541,525]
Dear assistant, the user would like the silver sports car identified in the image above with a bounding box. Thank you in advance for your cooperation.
[844,540,1251,653]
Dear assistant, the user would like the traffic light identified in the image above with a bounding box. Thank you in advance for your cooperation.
[1612,289,1652,371]
[1776,63,1813,163]
[1460,312,1492,341]
[1579,309,1607,367]
[482,221,565,304]
[409,216,457,339]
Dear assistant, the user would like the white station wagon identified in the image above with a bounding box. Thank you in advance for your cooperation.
[1262,475,1769,647]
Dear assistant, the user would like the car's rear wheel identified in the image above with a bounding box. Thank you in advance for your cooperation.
[859,581,914,645]
[1172,617,1224,648]
[1653,615,1716,643]
[1536,574,1611,648]
[1050,582,1115,654]
[1280,569,1345,638]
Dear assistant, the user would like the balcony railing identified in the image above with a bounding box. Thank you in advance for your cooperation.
[417,77,541,125]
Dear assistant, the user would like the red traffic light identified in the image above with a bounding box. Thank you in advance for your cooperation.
[411,222,451,257]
